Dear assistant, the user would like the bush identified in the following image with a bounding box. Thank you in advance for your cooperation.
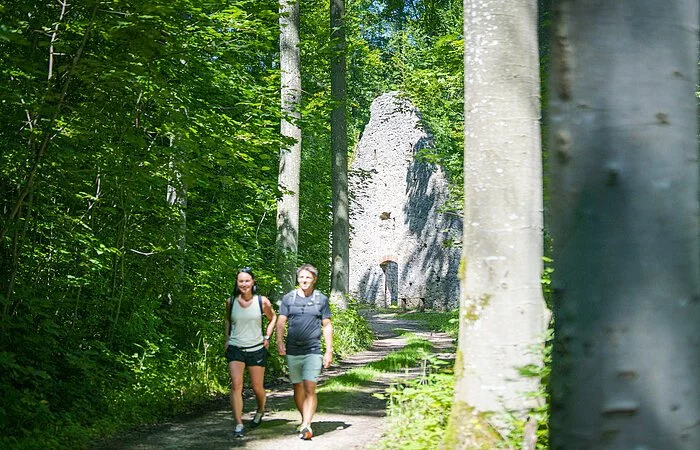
[330,300,374,358]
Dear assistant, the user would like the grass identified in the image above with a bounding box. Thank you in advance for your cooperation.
[318,367,382,392]
[394,309,460,337]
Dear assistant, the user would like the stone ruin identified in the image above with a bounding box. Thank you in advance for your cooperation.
[349,92,462,310]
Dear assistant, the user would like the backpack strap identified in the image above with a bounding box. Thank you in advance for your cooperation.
[226,296,233,336]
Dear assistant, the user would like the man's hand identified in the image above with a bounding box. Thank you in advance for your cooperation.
[323,350,332,368]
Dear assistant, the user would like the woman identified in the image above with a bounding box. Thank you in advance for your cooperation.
[225,267,277,438]
[276,263,333,440]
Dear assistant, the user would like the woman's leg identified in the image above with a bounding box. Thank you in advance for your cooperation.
[247,365,266,413]
[228,360,246,425]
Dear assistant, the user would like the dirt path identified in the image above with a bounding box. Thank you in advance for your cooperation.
[95,311,454,450]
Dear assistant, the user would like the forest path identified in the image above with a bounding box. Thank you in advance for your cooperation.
[95,310,455,449]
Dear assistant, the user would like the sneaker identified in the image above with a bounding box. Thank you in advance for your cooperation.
[250,411,264,428]
[299,425,313,440]
[234,423,244,438]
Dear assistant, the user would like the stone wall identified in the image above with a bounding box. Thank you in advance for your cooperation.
[348,92,461,310]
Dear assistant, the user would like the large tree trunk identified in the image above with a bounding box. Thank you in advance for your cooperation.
[548,1,700,448]
[276,0,302,294]
[446,0,548,447]
[330,0,349,309]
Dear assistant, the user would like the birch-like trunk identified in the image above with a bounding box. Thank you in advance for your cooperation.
[276,0,302,294]
[548,1,700,448]
[446,0,548,446]
[167,148,187,307]
[330,0,349,308]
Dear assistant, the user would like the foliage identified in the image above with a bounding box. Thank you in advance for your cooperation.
[0,0,283,446]
[330,301,375,358]
[376,335,454,450]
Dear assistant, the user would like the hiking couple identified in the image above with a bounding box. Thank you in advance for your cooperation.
[224,263,333,441]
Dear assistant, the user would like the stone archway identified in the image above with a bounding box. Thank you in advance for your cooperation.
[379,258,398,307]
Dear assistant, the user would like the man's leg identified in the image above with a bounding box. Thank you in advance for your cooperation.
[293,382,306,421]
[301,379,318,425]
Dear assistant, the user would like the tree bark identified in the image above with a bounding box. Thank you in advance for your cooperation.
[276,0,303,294]
[446,0,548,446]
[548,1,700,448]
[330,0,349,309]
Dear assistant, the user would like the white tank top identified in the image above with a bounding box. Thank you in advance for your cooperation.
[228,296,263,351]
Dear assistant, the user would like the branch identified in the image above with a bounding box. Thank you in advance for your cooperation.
[48,0,68,81]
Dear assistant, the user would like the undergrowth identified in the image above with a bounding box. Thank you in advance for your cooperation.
[375,333,454,450]
[331,300,375,358]
[0,302,374,449]
[377,311,552,450]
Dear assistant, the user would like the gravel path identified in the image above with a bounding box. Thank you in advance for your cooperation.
[94,311,454,450]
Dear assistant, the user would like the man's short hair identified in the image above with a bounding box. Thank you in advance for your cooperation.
[296,263,318,279]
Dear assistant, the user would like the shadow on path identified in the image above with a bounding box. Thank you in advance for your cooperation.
[93,310,455,450]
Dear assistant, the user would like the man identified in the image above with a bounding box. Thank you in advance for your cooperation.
[276,263,333,440]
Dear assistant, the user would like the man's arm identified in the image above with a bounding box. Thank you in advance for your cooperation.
[321,318,333,368]
[276,315,288,355]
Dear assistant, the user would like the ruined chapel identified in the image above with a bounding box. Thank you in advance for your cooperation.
[348,92,462,310]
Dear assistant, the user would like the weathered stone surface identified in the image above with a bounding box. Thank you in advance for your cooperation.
[349,92,461,310]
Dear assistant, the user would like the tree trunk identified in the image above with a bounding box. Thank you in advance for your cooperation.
[167,148,187,307]
[548,1,700,448]
[276,0,303,294]
[446,0,548,446]
[330,0,349,309]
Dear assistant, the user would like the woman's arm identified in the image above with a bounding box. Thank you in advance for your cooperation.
[261,296,277,348]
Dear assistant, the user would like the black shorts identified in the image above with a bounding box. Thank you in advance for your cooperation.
[225,345,268,367]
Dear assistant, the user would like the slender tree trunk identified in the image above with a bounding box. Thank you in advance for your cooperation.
[276,0,302,295]
[167,146,187,307]
[548,1,700,448]
[330,0,349,308]
[446,0,548,446]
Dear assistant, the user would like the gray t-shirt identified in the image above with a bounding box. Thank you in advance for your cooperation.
[279,289,331,355]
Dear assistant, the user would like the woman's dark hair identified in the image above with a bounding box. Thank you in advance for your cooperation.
[233,267,257,296]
